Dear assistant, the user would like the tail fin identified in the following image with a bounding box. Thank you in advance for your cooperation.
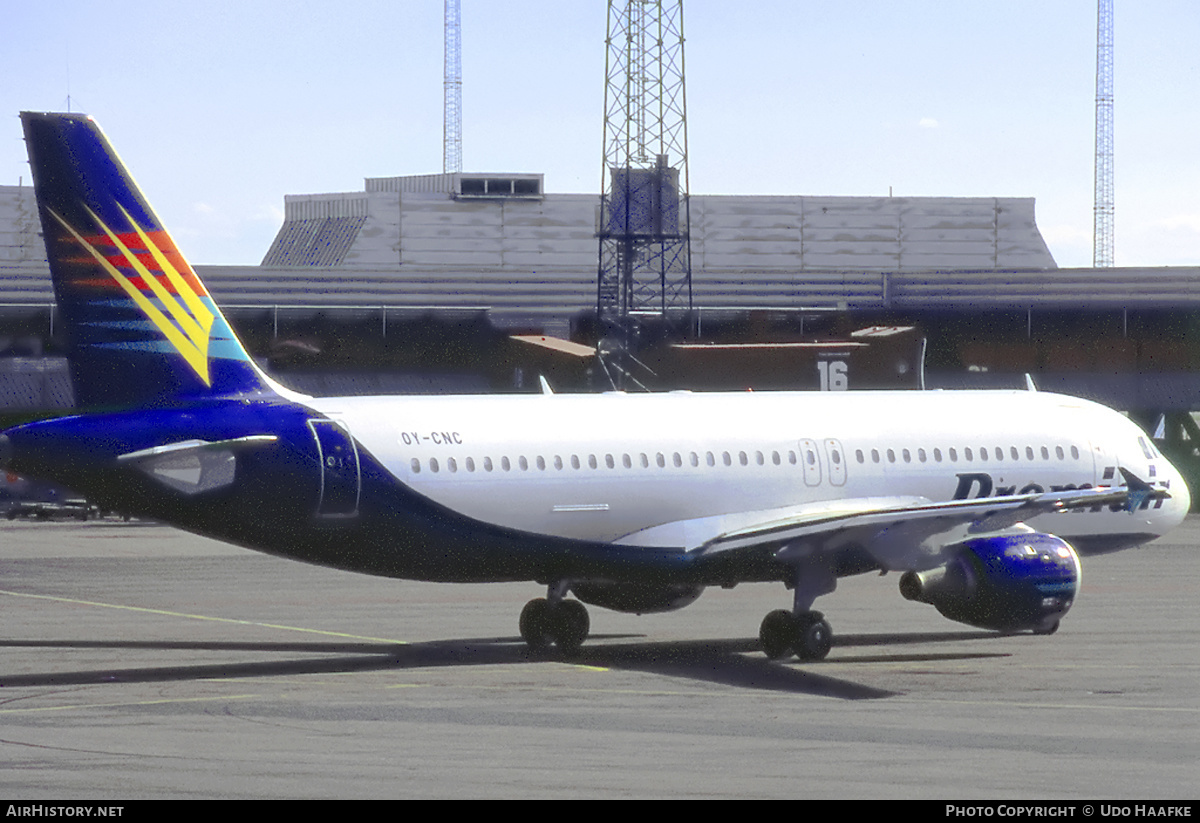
[22,112,270,409]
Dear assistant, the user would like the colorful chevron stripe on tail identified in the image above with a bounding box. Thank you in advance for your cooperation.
[21,112,270,409]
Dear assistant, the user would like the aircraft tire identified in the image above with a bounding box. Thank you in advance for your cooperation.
[552,599,590,655]
[759,610,797,659]
[793,613,833,661]
[519,598,554,651]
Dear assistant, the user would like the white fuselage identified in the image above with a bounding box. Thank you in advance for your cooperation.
[308,389,1190,550]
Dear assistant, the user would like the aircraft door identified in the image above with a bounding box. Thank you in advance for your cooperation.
[799,438,822,486]
[824,438,847,486]
[308,419,361,519]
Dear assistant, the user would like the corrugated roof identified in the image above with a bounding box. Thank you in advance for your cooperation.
[262,215,367,267]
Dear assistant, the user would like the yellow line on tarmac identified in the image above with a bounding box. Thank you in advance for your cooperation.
[0,694,259,715]
[0,588,406,644]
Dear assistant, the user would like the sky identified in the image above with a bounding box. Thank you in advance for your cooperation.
[3,1,1198,269]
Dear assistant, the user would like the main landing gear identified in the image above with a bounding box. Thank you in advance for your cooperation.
[758,609,833,661]
[759,553,837,661]
[519,585,590,655]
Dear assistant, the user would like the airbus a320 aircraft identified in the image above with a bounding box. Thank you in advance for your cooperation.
[0,112,1189,661]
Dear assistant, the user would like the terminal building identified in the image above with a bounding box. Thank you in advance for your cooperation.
[4,172,1200,491]
[2,175,1199,408]
[4,175,1062,334]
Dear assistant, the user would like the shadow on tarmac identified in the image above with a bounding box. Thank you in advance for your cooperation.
[0,629,1015,700]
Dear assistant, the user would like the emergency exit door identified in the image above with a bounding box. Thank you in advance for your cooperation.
[308,419,361,518]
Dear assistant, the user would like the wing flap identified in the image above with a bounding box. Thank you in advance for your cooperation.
[619,479,1169,574]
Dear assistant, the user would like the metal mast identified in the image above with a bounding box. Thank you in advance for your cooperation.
[444,0,463,174]
[1093,0,1114,267]
[597,0,692,360]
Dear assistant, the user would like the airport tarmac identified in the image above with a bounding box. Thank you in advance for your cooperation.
[0,517,1196,799]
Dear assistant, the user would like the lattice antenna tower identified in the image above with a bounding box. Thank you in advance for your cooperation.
[1093,0,1114,267]
[597,0,692,352]
[444,0,463,174]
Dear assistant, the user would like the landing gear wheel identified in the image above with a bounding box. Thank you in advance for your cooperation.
[519,597,590,654]
[758,609,833,661]
[759,610,797,659]
[793,612,833,661]
[519,598,554,651]
[552,599,590,656]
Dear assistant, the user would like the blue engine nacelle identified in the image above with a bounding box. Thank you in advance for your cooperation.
[898,533,1080,633]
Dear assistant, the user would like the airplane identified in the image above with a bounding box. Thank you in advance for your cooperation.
[0,111,1189,662]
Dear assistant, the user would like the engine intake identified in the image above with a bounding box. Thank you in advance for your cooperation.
[899,532,1080,633]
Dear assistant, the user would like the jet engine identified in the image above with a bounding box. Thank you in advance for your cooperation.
[898,532,1080,634]
[572,582,704,614]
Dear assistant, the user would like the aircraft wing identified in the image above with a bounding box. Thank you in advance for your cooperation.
[618,478,1165,574]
